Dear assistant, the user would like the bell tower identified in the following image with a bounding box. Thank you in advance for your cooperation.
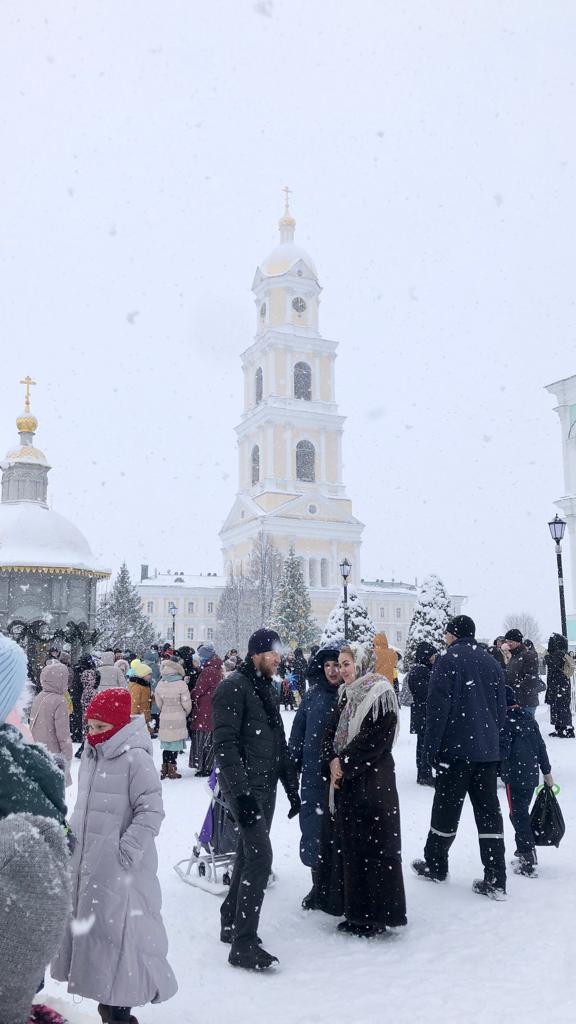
[220,192,363,622]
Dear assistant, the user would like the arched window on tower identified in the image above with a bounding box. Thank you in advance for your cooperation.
[255,366,263,405]
[296,440,315,482]
[294,361,312,401]
[251,445,260,485]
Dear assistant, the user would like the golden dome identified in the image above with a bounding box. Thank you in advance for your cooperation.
[16,412,38,433]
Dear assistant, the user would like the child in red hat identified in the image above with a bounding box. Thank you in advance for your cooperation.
[51,688,177,1022]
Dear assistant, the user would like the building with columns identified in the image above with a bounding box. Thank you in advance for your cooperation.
[0,380,109,635]
[546,373,576,641]
[219,192,364,625]
[138,195,465,647]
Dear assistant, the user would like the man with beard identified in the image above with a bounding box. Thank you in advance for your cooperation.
[213,628,300,970]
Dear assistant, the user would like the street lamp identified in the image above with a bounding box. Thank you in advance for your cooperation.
[339,557,352,641]
[168,602,177,649]
[548,514,568,637]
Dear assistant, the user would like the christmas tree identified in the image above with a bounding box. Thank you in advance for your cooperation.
[403,574,451,669]
[272,547,318,648]
[97,562,156,653]
[320,588,376,646]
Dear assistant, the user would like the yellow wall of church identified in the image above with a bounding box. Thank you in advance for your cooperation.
[270,288,285,327]
[273,426,286,477]
[325,433,338,483]
[319,355,332,401]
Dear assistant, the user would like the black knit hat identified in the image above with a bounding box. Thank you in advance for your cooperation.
[247,628,282,656]
[446,615,476,639]
[504,628,523,644]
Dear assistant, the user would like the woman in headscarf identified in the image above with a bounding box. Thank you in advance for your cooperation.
[317,641,407,937]
[545,633,575,738]
[289,646,341,910]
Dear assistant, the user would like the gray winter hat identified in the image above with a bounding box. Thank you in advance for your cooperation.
[0,814,71,1024]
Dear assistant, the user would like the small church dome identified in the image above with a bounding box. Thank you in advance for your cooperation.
[260,241,318,279]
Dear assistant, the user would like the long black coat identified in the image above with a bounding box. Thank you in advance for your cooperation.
[544,650,574,733]
[289,674,339,867]
[407,663,431,736]
[316,699,406,928]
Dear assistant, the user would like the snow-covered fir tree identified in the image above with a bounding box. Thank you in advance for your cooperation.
[272,547,318,648]
[403,573,451,669]
[320,588,376,646]
[97,562,156,653]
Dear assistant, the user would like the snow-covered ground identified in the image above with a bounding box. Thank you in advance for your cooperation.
[44,707,575,1024]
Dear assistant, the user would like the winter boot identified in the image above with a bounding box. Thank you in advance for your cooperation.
[167,763,182,779]
[302,868,319,910]
[228,941,279,970]
[160,763,169,780]
[411,859,448,883]
[472,878,506,900]
[514,849,538,877]
[220,923,262,945]
[337,920,385,938]
[98,1006,110,1023]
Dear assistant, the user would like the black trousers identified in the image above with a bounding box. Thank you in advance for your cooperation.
[220,790,275,949]
[162,750,178,765]
[506,783,535,861]
[423,759,506,887]
[101,1009,131,1022]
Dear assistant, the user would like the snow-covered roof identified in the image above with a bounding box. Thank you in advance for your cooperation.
[360,579,417,595]
[0,502,109,576]
[260,242,318,279]
[139,573,226,589]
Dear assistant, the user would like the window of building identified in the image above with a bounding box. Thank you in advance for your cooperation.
[251,444,260,485]
[255,366,263,404]
[320,558,329,588]
[187,601,194,614]
[396,631,403,644]
[309,558,318,588]
[294,361,312,401]
[380,607,385,618]
[207,602,214,614]
[207,628,214,641]
[146,601,154,614]
[296,440,315,482]
[187,627,194,640]
[396,607,402,619]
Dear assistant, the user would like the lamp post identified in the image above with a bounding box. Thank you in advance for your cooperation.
[168,602,177,649]
[339,557,352,641]
[548,514,568,638]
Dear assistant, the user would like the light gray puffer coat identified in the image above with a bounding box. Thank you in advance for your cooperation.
[98,650,127,690]
[51,717,177,1008]
[29,663,73,787]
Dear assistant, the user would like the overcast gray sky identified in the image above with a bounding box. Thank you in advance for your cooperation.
[1,0,574,640]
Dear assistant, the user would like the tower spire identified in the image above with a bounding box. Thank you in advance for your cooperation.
[20,375,36,414]
[278,185,296,243]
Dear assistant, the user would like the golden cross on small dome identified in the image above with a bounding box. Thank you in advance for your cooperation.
[282,184,292,215]
[20,375,37,413]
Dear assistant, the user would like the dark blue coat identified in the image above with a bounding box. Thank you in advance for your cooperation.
[289,675,339,867]
[499,707,551,791]
[423,638,506,764]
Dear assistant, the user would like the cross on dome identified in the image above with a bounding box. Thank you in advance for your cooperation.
[20,375,36,413]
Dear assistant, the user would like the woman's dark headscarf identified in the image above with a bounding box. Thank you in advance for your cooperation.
[306,646,341,686]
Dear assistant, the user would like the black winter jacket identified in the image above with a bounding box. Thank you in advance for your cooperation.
[499,706,551,790]
[212,660,297,801]
[423,638,506,763]
[506,644,541,708]
[0,723,67,823]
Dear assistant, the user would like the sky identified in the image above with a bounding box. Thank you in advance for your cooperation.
[1,0,575,641]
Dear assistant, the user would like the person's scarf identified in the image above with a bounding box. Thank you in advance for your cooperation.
[334,672,399,755]
[239,659,282,731]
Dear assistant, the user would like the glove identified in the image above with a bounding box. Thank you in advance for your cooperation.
[236,793,260,828]
[287,792,302,819]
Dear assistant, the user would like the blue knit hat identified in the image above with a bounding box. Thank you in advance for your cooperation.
[198,643,216,666]
[0,635,28,724]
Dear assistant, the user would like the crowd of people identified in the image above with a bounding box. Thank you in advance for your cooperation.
[0,617,573,1019]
